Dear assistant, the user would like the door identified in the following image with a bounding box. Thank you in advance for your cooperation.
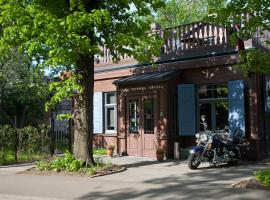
[126,95,157,157]
[142,96,157,157]
[126,97,142,157]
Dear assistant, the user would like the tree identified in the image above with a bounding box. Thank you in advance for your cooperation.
[208,0,270,74]
[0,49,48,128]
[153,0,226,28]
[0,0,165,163]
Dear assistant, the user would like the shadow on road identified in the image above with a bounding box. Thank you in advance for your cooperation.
[77,160,270,200]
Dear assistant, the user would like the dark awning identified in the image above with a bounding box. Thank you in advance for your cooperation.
[114,70,181,86]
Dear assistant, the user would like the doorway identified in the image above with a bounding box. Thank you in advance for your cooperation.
[126,95,157,157]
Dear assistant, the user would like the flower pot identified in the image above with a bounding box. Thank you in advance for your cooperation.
[107,149,114,157]
[156,152,164,161]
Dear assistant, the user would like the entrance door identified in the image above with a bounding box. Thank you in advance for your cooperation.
[126,97,142,157]
[142,96,157,157]
[126,96,157,157]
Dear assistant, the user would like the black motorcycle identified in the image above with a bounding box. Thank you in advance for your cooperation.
[188,120,249,169]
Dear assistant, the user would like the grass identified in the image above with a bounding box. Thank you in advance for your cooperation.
[0,147,107,165]
[0,150,48,165]
[254,168,270,187]
[93,148,107,156]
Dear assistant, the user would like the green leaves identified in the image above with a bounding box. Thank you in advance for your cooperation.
[0,49,48,126]
[45,74,82,112]
[154,0,211,28]
[238,49,270,75]
[255,168,270,187]
[209,0,270,75]
[0,125,49,161]
[0,0,166,121]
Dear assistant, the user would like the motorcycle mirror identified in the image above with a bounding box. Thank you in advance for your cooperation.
[201,115,206,122]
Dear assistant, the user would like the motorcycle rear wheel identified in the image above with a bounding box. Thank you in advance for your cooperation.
[227,160,238,166]
[188,153,201,169]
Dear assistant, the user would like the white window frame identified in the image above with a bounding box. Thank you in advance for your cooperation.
[104,92,117,134]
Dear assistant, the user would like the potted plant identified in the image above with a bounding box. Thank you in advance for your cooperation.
[156,147,164,161]
[106,144,115,157]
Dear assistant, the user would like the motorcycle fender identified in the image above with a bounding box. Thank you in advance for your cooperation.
[189,146,203,154]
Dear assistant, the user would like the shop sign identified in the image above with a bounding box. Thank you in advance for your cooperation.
[266,76,270,115]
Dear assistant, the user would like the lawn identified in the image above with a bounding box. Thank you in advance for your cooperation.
[0,150,48,165]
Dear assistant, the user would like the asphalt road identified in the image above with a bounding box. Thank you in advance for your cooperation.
[0,157,269,200]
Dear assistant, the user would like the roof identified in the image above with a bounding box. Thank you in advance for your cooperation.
[114,70,181,86]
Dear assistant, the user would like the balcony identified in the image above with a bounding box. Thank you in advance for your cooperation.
[95,21,235,67]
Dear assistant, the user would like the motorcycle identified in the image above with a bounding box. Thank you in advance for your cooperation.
[187,118,249,170]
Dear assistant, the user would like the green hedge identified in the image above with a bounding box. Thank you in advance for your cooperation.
[0,124,49,163]
[255,168,270,187]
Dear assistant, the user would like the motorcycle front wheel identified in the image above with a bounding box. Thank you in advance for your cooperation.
[188,153,201,169]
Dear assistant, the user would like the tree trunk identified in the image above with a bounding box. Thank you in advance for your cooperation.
[73,54,95,164]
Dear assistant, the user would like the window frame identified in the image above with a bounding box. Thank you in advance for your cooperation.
[196,83,229,131]
[104,92,117,134]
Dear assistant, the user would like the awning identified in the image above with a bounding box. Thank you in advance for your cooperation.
[114,70,181,86]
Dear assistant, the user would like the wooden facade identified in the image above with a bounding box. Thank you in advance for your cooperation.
[93,22,270,160]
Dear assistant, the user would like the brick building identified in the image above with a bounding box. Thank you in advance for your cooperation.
[92,22,270,160]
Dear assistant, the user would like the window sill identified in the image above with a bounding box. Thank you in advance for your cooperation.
[94,133,117,137]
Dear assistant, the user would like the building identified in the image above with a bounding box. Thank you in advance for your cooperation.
[93,21,270,160]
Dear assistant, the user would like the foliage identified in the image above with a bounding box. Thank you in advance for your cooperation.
[238,49,270,75]
[93,148,107,156]
[0,124,49,163]
[208,0,270,74]
[0,49,49,127]
[0,151,47,165]
[35,151,107,175]
[254,168,270,187]
[0,0,165,106]
[0,0,166,162]
[153,0,226,28]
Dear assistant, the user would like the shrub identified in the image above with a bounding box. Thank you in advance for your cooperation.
[93,148,106,155]
[0,124,49,163]
[254,168,270,187]
[35,151,111,176]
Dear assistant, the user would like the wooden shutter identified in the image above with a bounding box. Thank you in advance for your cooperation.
[178,84,196,136]
[228,80,245,136]
[93,92,103,133]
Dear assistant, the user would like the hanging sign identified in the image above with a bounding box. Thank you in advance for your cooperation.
[266,76,270,115]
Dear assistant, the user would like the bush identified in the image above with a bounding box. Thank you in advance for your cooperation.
[255,168,270,187]
[93,148,106,155]
[0,124,49,163]
[35,151,108,175]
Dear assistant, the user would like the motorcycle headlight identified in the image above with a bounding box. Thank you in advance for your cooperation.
[200,134,208,142]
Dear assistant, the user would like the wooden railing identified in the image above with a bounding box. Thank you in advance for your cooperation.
[95,21,232,66]
[160,21,230,54]
[95,47,135,66]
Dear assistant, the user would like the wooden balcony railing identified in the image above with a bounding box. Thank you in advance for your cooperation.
[95,21,233,66]
[160,21,230,54]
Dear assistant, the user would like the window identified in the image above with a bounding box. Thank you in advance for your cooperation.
[104,92,117,133]
[198,84,228,131]
[143,98,154,134]
[129,99,139,133]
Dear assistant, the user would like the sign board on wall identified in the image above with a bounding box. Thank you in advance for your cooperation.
[266,76,270,115]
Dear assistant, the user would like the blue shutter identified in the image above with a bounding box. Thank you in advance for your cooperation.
[93,92,103,133]
[228,80,245,136]
[178,84,196,136]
